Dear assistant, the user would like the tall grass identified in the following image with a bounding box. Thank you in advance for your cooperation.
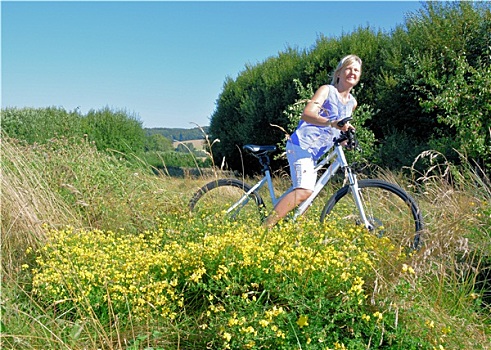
[1,135,489,349]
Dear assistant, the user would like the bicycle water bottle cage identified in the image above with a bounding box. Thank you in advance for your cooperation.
[243,144,276,170]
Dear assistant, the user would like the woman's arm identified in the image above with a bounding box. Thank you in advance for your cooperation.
[300,85,332,127]
[301,85,351,131]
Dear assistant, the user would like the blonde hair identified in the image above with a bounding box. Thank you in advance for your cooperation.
[330,54,362,85]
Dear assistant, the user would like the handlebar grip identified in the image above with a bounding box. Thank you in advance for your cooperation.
[337,117,353,128]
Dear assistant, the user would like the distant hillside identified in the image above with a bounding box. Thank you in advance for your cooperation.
[145,126,209,141]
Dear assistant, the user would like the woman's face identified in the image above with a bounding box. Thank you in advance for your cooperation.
[339,61,361,87]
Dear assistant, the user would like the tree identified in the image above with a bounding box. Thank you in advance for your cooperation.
[145,133,173,153]
[208,1,491,173]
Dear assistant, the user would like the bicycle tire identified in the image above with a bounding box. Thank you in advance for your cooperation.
[189,179,265,224]
[320,179,424,250]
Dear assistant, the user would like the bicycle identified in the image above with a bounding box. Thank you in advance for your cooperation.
[189,118,424,250]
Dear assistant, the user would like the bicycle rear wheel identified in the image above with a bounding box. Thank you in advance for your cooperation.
[320,179,423,250]
[189,179,265,224]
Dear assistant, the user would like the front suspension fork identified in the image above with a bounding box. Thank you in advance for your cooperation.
[345,168,373,231]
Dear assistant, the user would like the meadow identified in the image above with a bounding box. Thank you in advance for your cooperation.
[1,134,490,349]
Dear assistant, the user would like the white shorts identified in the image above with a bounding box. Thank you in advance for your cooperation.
[286,141,317,191]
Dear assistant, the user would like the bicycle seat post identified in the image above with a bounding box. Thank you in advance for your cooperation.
[258,154,270,174]
[243,144,276,175]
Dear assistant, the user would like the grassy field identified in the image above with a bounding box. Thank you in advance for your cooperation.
[1,135,490,349]
[172,138,206,150]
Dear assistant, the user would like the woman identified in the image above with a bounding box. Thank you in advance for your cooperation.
[264,54,362,228]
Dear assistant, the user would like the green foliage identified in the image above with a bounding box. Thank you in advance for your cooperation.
[2,106,149,156]
[209,1,491,173]
[1,106,83,143]
[378,2,491,169]
[417,52,491,169]
[82,107,146,154]
[29,217,432,349]
[1,135,179,236]
[209,48,307,174]
[145,133,173,152]
[143,150,207,169]
[377,129,428,170]
[2,134,490,349]
[146,126,209,142]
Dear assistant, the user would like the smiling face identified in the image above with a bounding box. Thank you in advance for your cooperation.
[331,55,362,87]
[339,61,361,87]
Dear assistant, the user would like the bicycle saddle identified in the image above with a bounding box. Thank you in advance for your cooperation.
[243,144,277,155]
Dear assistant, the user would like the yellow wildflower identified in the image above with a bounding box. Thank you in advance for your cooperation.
[222,332,232,342]
[297,315,309,328]
[373,311,383,321]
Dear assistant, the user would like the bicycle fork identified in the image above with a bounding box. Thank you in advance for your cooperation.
[345,168,374,231]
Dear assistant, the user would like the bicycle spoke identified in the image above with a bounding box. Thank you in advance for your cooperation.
[322,179,422,250]
[190,181,264,224]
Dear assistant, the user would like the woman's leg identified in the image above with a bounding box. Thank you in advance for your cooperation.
[263,188,312,228]
[263,142,315,228]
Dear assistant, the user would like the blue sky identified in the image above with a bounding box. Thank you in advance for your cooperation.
[2,1,423,129]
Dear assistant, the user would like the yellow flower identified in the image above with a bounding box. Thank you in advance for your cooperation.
[334,341,347,349]
[425,319,435,329]
[297,315,309,328]
[373,311,383,321]
[276,330,286,338]
[441,326,451,334]
[228,317,239,326]
[222,332,232,342]
[402,263,415,274]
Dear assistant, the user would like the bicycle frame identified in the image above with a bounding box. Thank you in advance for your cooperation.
[227,141,373,230]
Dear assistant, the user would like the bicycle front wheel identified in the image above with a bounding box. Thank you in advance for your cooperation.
[189,179,265,224]
[320,179,424,250]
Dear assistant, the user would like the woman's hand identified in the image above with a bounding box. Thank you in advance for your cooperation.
[331,118,355,132]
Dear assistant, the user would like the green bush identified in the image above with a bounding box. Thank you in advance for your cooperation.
[1,107,83,143]
[1,106,150,156]
[209,2,491,173]
[82,107,146,154]
[144,133,173,152]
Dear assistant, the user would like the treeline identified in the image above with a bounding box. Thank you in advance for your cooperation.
[209,2,491,174]
[146,126,209,142]
[0,106,210,169]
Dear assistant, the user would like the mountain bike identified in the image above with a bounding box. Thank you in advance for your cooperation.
[189,118,424,249]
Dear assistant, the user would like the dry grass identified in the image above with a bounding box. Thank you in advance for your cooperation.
[1,138,82,273]
[1,135,489,349]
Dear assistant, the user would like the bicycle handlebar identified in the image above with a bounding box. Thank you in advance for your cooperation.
[336,116,352,128]
[335,127,360,152]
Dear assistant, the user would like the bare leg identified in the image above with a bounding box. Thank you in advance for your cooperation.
[263,188,312,228]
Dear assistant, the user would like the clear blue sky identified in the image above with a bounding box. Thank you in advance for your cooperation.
[2,1,423,129]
